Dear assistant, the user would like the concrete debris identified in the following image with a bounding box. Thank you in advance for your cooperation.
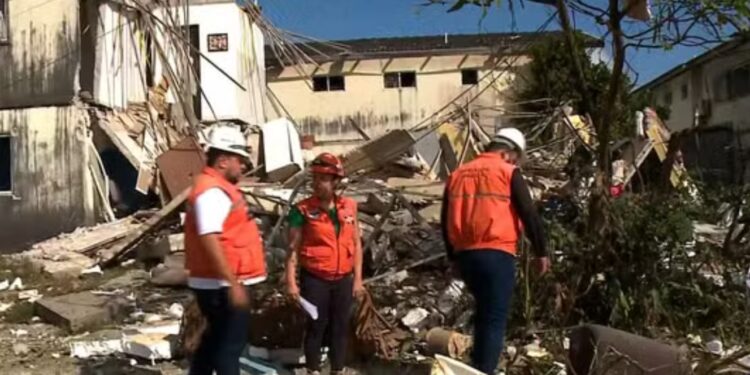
[69,322,180,361]
[401,308,430,329]
[0,279,9,291]
[167,303,184,319]
[382,270,409,285]
[12,343,30,356]
[18,289,41,302]
[34,291,132,333]
[9,277,23,290]
[70,330,123,359]
[437,280,465,316]
[0,302,14,312]
[523,341,550,358]
[706,338,724,355]
[81,265,104,276]
[122,332,175,360]
[11,328,29,337]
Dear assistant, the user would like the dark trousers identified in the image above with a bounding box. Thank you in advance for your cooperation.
[189,286,251,375]
[457,250,516,374]
[301,269,354,372]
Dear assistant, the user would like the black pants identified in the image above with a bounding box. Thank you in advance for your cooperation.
[457,250,516,374]
[189,286,251,375]
[301,269,354,372]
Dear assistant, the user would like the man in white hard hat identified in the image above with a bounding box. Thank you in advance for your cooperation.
[184,124,267,375]
[441,127,550,374]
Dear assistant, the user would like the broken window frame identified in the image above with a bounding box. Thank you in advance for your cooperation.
[0,0,9,45]
[727,64,750,100]
[384,71,417,89]
[0,134,11,193]
[663,90,673,106]
[312,75,346,92]
[461,69,479,85]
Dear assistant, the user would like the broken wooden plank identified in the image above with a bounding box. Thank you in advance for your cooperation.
[348,117,371,141]
[439,134,459,172]
[101,187,190,268]
[342,129,416,174]
[364,253,445,285]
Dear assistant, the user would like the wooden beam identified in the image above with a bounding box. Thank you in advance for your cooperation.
[348,117,371,141]
[439,134,459,172]
[101,187,190,268]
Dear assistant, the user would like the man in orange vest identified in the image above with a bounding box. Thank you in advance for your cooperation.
[285,153,364,375]
[442,128,550,374]
[184,124,266,375]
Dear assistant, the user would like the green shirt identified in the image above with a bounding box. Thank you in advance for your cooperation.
[288,206,340,235]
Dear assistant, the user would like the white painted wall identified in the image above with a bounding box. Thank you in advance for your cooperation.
[152,2,265,125]
[649,40,750,133]
[93,2,147,109]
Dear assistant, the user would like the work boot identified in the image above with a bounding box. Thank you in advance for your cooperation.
[306,370,321,375]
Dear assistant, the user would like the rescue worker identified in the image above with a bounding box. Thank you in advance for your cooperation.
[184,124,266,375]
[285,153,364,375]
[441,127,549,374]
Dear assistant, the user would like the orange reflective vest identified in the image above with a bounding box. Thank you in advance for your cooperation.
[445,153,521,256]
[297,196,358,280]
[184,167,266,281]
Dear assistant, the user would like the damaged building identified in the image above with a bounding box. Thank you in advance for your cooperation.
[0,0,266,252]
[265,31,603,154]
[635,35,750,184]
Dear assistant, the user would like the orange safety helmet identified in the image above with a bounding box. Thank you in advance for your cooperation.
[310,152,345,177]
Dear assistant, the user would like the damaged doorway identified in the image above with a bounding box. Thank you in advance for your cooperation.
[182,25,202,120]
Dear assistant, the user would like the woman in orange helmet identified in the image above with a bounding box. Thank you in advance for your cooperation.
[285,152,364,375]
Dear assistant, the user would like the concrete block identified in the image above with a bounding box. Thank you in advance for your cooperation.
[34,291,131,333]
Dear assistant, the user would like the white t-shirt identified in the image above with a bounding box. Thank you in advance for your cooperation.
[188,188,266,289]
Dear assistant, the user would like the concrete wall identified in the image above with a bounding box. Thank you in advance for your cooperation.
[86,1,147,109]
[152,2,266,125]
[0,0,80,108]
[267,54,527,142]
[0,104,95,252]
[651,40,750,133]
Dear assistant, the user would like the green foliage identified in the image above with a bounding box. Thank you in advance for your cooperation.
[511,192,750,344]
[517,34,670,141]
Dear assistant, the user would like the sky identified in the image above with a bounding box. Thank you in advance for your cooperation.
[259,0,719,86]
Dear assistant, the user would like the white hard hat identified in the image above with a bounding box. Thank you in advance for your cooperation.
[492,127,526,153]
[206,124,250,159]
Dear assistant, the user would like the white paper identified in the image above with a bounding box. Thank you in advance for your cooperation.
[299,297,318,320]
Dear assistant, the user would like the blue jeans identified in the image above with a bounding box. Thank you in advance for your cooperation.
[189,286,252,375]
[457,250,516,374]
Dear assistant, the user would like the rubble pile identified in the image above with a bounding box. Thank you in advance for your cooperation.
[4,106,750,374]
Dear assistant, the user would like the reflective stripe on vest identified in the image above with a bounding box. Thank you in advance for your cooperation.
[184,167,267,280]
[297,196,358,280]
[445,153,521,255]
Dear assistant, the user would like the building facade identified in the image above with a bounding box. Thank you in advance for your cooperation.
[0,0,264,252]
[636,37,750,183]
[265,32,602,153]
[637,37,750,133]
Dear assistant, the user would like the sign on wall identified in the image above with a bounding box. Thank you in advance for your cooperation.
[207,33,228,52]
